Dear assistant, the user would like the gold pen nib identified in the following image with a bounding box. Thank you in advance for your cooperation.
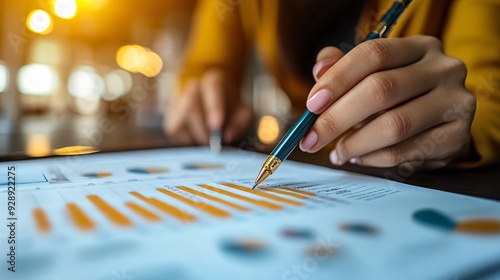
[252,155,282,189]
[252,168,271,189]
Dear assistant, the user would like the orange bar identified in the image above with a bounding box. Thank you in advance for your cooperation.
[178,186,250,212]
[67,203,95,231]
[87,195,132,227]
[125,202,161,222]
[258,188,308,199]
[198,184,282,211]
[129,191,149,201]
[148,198,197,223]
[457,219,500,235]
[129,191,197,223]
[222,183,303,206]
[157,188,231,219]
[281,187,316,196]
[33,208,51,234]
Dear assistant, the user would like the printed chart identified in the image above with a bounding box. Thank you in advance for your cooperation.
[1,147,499,280]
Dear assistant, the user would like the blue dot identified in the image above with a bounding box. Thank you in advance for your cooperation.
[220,238,268,258]
[340,223,378,234]
[282,228,314,239]
[412,209,457,232]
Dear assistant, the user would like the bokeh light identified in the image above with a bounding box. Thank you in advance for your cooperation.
[68,66,104,115]
[141,51,163,77]
[54,0,77,19]
[26,134,51,157]
[0,62,9,92]
[68,66,105,101]
[18,64,59,95]
[257,115,280,145]
[27,10,53,35]
[116,45,146,72]
[103,69,133,101]
[116,45,163,77]
[53,146,99,156]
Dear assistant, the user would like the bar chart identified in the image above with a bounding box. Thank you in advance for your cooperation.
[1,147,500,280]
[28,182,321,235]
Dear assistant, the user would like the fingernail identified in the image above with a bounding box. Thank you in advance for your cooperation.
[349,158,357,165]
[307,89,331,113]
[299,131,318,152]
[312,59,333,80]
[330,150,339,165]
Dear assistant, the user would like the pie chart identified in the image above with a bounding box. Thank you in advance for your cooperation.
[127,167,169,174]
[81,172,112,178]
[413,208,500,235]
[183,163,224,170]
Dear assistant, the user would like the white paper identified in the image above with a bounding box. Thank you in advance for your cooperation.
[1,147,499,280]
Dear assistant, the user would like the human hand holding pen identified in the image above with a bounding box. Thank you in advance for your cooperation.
[299,36,476,169]
[164,68,253,146]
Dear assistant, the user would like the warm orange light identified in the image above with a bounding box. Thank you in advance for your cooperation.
[116,45,147,72]
[140,51,163,77]
[26,134,51,157]
[53,146,99,155]
[54,0,77,19]
[116,45,163,77]
[78,0,108,10]
[257,115,280,144]
[27,10,53,35]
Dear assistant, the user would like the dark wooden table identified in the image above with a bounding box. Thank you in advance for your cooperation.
[2,114,499,202]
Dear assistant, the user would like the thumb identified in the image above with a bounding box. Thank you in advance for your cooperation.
[312,46,345,81]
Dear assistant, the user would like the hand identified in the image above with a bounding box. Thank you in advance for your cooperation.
[299,36,476,169]
[164,68,253,146]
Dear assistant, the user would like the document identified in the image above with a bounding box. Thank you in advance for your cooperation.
[1,147,499,280]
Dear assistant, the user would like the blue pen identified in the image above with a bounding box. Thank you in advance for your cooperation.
[252,0,413,189]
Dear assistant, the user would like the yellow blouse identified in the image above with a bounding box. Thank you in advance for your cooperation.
[178,0,500,167]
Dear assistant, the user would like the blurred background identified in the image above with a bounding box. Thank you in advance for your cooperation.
[0,0,292,158]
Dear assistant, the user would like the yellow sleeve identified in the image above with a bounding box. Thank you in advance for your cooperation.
[176,0,249,91]
[442,0,500,167]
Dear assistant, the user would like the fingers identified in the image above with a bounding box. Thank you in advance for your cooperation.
[164,80,208,145]
[301,62,438,152]
[306,36,439,108]
[301,36,474,169]
[343,121,470,168]
[164,80,199,136]
[186,102,209,145]
[201,69,227,130]
[304,38,434,151]
[201,68,252,143]
[164,68,252,146]
[331,88,474,168]
[316,46,345,62]
[331,90,450,164]
[313,47,345,81]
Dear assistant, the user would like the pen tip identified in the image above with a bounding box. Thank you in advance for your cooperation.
[209,129,222,153]
[252,183,258,190]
